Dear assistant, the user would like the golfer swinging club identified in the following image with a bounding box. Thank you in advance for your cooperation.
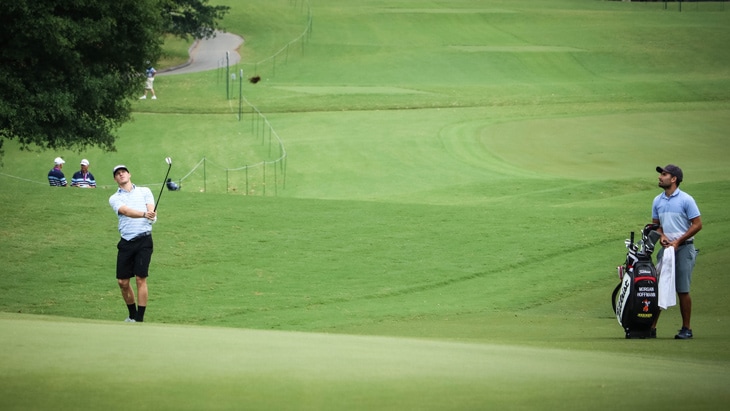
[109,165,157,322]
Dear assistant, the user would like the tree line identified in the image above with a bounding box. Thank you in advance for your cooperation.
[0,0,230,158]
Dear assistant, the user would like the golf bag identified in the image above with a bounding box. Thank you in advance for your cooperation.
[611,223,661,339]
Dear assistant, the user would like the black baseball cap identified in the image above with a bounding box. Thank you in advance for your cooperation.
[656,164,683,183]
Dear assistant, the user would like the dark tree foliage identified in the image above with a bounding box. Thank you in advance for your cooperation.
[0,0,164,154]
[0,0,229,156]
[162,0,230,40]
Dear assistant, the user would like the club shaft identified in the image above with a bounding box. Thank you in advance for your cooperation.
[154,164,172,211]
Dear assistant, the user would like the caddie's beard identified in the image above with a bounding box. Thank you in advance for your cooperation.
[657,174,674,189]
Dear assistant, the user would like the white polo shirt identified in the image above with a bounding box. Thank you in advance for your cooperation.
[109,185,155,240]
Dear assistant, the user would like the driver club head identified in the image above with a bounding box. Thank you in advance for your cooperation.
[165,157,172,165]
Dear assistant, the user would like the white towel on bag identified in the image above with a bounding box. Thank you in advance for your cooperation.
[657,246,676,310]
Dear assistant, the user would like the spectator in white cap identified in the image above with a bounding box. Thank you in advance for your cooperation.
[71,159,96,188]
[48,157,68,187]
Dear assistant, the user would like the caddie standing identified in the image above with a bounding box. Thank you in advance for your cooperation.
[651,164,702,339]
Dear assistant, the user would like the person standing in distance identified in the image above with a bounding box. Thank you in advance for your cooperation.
[48,157,68,187]
[71,159,96,188]
[109,165,157,322]
[139,62,157,100]
[651,164,702,339]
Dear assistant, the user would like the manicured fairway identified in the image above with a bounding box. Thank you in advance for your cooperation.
[2,313,729,410]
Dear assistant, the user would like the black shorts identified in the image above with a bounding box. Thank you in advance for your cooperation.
[116,234,153,279]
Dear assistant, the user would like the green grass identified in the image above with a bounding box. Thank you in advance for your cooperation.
[158,35,195,69]
[3,313,730,411]
[1,0,730,409]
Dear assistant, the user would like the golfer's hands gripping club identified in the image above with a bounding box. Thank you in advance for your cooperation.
[143,210,157,222]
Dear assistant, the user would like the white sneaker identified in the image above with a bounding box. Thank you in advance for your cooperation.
[124,317,136,322]
[139,96,146,100]
[151,96,157,100]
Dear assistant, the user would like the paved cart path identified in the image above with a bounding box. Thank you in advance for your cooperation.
[159,31,244,75]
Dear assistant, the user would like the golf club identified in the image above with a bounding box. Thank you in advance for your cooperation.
[154,157,172,212]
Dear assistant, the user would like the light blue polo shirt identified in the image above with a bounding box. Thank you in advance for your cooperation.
[652,188,700,242]
[109,185,155,240]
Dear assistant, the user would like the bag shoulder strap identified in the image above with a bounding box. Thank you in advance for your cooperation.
[611,282,621,312]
